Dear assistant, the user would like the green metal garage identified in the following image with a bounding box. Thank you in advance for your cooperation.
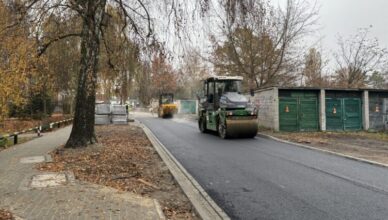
[252,87,388,132]
[279,89,319,132]
[369,91,388,131]
[325,90,362,131]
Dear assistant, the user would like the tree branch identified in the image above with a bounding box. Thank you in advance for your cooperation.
[37,33,81,56]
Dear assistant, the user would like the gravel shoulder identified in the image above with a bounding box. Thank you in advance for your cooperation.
[38,124,199,220]
[261,130,388,165]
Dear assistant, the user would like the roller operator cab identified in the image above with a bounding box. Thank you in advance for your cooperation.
[158,93,178,118]
[198,76,258,138]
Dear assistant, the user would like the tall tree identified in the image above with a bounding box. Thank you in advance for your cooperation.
[334,28,388,88]
[65,0,107,147]
[176,49,208,99]
[137,62,152,106]
[301,48,329,87]
[368,71,387,89]
[211,0,318,90]
[98,6,141,104]
[151,54,177,96]
[43,15,81,101]
[10,0,153,148]
[0,1,49,121]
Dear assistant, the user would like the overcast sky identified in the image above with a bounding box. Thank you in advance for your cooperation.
[276,0,388,55]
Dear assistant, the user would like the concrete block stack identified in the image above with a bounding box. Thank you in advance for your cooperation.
[95,104,111,125]
[111,105,128,125]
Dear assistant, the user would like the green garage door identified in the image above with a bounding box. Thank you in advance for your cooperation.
[344,98,362,130]
[300,98,319,131]
[326,98,362,131]
[279,97,319,132]
[326,99,343,130]
[279,98,298,131]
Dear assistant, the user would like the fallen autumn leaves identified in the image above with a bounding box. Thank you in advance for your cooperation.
[0,209,13,220]
[38,124,199,220]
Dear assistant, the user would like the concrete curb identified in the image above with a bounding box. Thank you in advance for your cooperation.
[257,132,388,169]
[140,122,230,220]
[153,199,166,220]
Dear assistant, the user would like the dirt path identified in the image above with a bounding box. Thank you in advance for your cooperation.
[261,131,388,165]
[39,124,199,220]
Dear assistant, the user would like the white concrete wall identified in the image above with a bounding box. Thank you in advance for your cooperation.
[320,89,326,131]
[363,90,370,130]
[251,88,279,131]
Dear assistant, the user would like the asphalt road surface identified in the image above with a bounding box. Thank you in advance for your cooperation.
[136,114,388,220]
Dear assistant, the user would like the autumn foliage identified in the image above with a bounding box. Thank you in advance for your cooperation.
[0,2,51,121]
[151,54,177,96]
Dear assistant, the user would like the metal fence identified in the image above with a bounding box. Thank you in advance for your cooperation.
[0,118,73,146]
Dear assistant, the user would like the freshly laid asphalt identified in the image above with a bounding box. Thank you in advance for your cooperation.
[137,114,388,220]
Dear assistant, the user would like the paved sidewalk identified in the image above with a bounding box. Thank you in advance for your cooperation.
[0,126,164,220]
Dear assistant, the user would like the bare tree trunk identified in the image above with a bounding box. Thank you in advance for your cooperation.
[65,0,106,148]
[121,71,129,104]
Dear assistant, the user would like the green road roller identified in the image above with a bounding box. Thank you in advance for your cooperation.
[197,76,258,138]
